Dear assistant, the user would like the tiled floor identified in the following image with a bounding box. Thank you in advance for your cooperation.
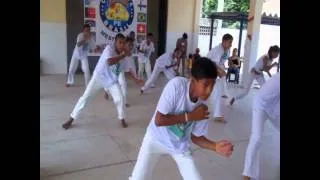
[40,74,279,180]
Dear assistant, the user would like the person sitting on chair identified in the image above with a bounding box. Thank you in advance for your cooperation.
[227,48,240,83]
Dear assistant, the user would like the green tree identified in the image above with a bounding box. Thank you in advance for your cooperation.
[201,0,250,29]
[202,0,217,17]
[224,0,249,12]
[222,0,249,29]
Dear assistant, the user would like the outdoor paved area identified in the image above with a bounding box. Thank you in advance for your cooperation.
[40,74,279,180]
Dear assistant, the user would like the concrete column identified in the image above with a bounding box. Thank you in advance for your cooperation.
[240,0,264,86]
[191,0,202,52]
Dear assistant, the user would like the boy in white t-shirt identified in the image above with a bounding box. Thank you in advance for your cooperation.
[66,24,96,87]
[62,34,138,129]
[206,34,233,123]
[243,73,280,180]
[104,37,144,107]
[140,48,182,94]
[138,33,155,83]
[229,39,279,106]
[129,58,234,180]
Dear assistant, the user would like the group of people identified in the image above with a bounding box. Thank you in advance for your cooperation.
[61,24,280,180]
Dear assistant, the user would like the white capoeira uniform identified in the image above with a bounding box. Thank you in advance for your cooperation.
[138,40,155,81]
[243,73,280,180]
[70,45,125,121]
[206,44,230,118]
[234,52,273,101]
[130,77,208,180]
[141,52,177,92]
[67,32,95,86]
[130,39,139,77]
[106,55,137,105]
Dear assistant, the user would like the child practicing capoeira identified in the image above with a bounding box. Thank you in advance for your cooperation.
[229,40,280,106]
[104,32,139,101]
[129,58,234,180]
[62,34,142,129]
[66,24,96,87]
[140,48,182,94]
[138,33,155,83]
[206,34,233,123]
[243,73,280,180]
[104,37,143,107]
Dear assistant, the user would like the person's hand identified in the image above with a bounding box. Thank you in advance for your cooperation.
[187,104,210,121]
[135,79,144,86]
[165,65,170,69]
[214,140,234,158]
[251,68,260,75]
[84,33,91,41]
[124,49,132,57]
[94,45,102,53]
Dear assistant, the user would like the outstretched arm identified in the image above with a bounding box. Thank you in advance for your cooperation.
[107,54,126,65]
[191,134,233,158]
[125,71,144,86]
[216,65,227,77]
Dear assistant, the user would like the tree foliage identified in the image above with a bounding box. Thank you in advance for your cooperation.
[201,0,250,29]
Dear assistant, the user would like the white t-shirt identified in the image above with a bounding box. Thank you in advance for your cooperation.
[255,73,280,124]
[155,52,175,68]
[146,77,209,153]
[93,45,121,88]
[120,56,135,73]
[206,43,230,68]
[254,55,272,73]
[72,32,95,59]
[138,40,155,63]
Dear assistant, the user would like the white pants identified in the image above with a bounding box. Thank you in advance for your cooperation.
[207,78,225,118]
[129,134,202,180]
[106,72,127,105]
[141,64,176,91]
[220,76,228,96]
[138,59,152,80]
[243,101,280,180]
[67,55,90,86]
[235,72,265,100]
[70,73,125,120]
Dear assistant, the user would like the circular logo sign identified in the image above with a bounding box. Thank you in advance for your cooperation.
[99,0,134,33]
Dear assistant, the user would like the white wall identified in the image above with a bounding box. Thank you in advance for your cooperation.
[40,22,67,74]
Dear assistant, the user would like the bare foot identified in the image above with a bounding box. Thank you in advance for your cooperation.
[125,104,130,108]
[151,85,156,88]
[121,119,128,128]
[65,83,71,88]
[104,92,109,100]
[222,95,228,98]
[230,97,235,106]
[243,176,250,180]
[62,117,74,130]
[214,117,227,124]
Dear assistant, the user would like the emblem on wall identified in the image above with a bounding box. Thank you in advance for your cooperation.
[99,0,135,33]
